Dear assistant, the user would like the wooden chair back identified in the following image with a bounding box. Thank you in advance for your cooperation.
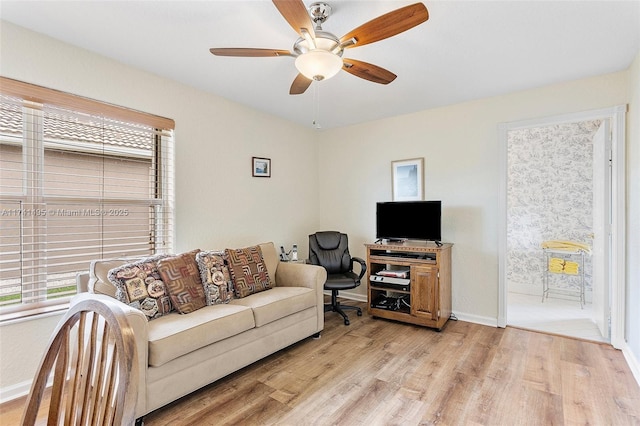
[21,298,138,425]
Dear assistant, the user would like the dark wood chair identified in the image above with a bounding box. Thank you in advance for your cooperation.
[21,298,138,426]
[309,231,367,325]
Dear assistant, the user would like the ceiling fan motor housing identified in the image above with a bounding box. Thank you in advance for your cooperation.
[293,30,343,56]
[309,2,332,27]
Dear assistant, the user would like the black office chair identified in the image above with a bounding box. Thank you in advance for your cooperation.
[309,231,367,325]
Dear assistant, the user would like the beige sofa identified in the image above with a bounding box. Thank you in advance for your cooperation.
[72,242,326,421]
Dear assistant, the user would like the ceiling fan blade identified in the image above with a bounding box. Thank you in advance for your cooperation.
[209,48,292,57]
[340,3,428,49]
[342,59,397,85]
[272,0,316,39]
[290,73,313,95]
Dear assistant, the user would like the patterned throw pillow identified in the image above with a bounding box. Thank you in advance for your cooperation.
[225,245,272,298]
[158,250,207,314]
[108,254,173,321]
[195,250,234,305]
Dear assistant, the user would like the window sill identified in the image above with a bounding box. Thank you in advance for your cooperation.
[0,303,69,326]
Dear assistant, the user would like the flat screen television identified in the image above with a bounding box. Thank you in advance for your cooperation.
[376,201,442,243]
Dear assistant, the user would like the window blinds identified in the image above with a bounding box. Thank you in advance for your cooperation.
[0,86,174,319]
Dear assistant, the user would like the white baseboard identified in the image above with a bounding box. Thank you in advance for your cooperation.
[621,343,640,388]
[325,290,367,303]
[452,312,499,327]
[332,291,498,327]
[0,379,31,404]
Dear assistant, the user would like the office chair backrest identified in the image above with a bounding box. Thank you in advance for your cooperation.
[22,298,138,426]
[309,231,351,274]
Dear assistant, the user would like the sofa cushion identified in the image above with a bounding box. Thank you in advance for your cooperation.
[195,250,234,305]
[158,250,206,314]
[108,254,173,321]
[225,245,272,298]
[90,257,144,298]
[147,304,255,367]
[257,242,278,287]
[229,286,316,327]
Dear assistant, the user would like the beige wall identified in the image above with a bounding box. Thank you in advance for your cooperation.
[317,71,630,323]
[0,313,62,398]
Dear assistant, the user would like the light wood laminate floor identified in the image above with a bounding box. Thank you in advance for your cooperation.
[2,300,639,425]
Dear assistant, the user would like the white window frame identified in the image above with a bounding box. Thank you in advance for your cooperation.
[0,78,175,321]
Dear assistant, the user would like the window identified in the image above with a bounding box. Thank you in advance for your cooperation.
[0,78,174,320]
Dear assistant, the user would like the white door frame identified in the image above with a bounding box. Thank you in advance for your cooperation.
[592,120,611,340]
[497,105,626,349]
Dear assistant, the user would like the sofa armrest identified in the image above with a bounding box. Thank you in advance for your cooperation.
[76,272,90,293]
[276,262,326,289]
[70,293,149,417]
[275,262,327,332]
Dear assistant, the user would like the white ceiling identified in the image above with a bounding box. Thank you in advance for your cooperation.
[1,1,639,129]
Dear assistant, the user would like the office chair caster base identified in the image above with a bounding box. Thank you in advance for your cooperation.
[325,302,356,326]
[341,305,362,317]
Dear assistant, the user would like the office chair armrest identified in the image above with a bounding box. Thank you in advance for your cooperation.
[351,256,367,281]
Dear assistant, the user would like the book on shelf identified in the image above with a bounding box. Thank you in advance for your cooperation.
[370,275,410,285]
[376,268,410,278]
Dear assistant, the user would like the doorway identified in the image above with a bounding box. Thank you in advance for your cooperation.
[497,106,626,348]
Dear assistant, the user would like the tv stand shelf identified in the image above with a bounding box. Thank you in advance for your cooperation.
[365,241,452,330]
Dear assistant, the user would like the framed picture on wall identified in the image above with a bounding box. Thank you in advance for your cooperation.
[392,157,424,201]
[252,157,271,177]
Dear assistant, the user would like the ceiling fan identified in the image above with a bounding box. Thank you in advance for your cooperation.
[210,1,429,95]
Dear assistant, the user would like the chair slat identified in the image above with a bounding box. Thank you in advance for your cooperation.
[47,331,69,423]
[102,346,118,426]
[89,322,110,425]
[78,313,100,424]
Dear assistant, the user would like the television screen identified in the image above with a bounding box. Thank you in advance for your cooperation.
[376,201,442,242]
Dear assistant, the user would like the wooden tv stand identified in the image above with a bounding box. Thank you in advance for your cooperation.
[365,241,452,330]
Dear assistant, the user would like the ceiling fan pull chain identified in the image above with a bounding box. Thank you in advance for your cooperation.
[313,83,322,129]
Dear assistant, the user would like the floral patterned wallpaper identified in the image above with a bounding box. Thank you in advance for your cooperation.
[507,120,601,297]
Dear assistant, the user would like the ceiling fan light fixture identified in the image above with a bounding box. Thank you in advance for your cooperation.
[295,49,343,81]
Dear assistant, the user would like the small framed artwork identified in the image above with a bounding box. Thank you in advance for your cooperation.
[391,157,424,201]
[252,157,271,178]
